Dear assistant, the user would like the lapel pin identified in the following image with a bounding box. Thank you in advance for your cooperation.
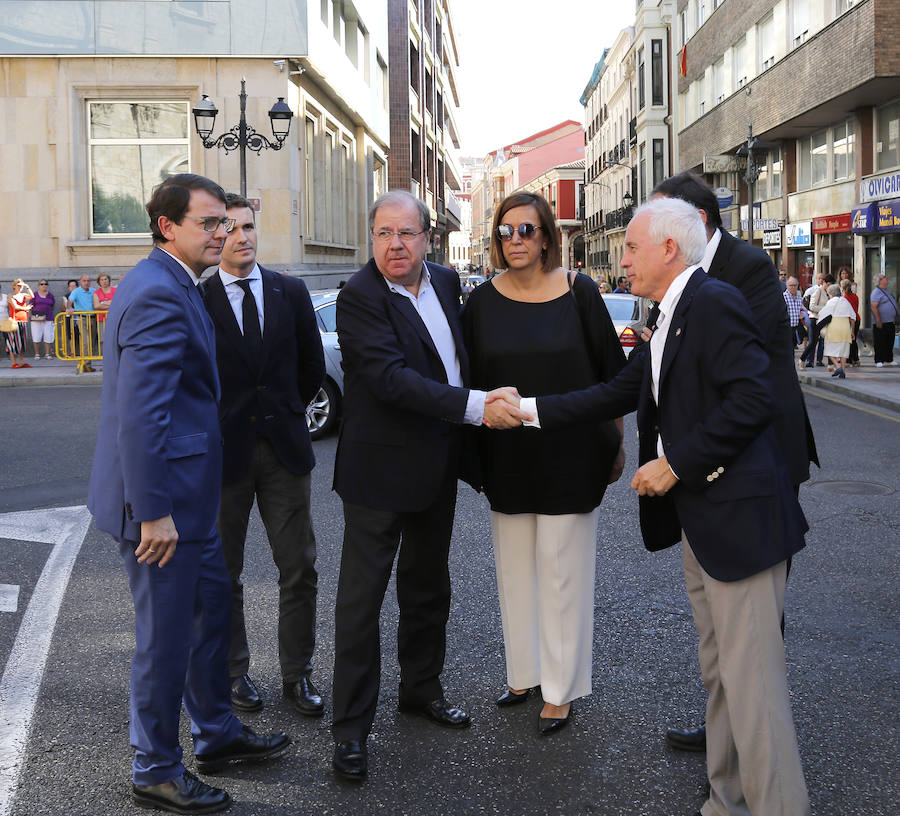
[675,328,682,336]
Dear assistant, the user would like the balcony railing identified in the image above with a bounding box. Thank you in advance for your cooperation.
[605,205,634,230]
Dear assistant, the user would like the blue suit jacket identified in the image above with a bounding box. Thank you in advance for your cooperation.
[537,270,808,581]
[88,246,223,543]
[333,259,470,513]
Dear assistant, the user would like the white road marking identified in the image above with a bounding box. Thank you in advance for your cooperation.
[0,506,92,816]
[0,587,18,614]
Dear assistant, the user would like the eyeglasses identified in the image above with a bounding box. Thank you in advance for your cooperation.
[372,229,427,243]
[39,282,48,286]
[187,216,236,233]
[497,223,542,241]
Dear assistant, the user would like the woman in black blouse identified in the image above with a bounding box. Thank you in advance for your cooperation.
[463,192,626,735]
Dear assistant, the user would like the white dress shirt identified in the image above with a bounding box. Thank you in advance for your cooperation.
[698,227,722,276]
[159,248,204,286]
[218,264,264,335]
[384,264,486,425]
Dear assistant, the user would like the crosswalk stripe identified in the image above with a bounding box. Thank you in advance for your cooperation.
[0,587,18,614]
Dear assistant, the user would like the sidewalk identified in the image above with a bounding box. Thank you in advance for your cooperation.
[0,355,102,387]
[795,354,900,415]
[3,350,899,414]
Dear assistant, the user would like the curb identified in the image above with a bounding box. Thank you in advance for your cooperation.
[797,372,900,414]
[0,373,102,387]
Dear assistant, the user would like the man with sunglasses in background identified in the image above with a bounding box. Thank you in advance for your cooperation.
[330,190,521,781]
[88,174,290,815]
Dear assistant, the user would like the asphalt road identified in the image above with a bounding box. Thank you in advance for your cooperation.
[0,385,897,816]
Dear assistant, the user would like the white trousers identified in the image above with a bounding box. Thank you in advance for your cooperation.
[491,508,599,706]
[682,540,810,816]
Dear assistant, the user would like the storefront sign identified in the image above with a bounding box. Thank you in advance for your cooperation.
[812,213,851,234]
[714,186,734,208]
[763,229,781,248]
[740,218,779,231]
[704,154,745,173]
[876,199,900,232]
[851,203,876,234]
[785,222,812,248]
[860,170,900,203]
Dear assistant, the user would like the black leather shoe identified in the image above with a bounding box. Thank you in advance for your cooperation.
[195,725,291,774]
[666,722,707,752]
[230,674,263,713]
[496,688,531,707]
[333,740,367,780]
[132,770,231,814]
[397,698,471,729]
[284,674,324,717]
[538,704,572,736]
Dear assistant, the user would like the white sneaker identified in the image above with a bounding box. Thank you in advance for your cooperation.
[891,361,899,366]
[34,354,40,360]
[876,362,884,367]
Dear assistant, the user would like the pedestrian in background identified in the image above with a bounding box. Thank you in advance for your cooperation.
[817,283,855,379]
[92,273,116,352]
[7,278,33,368]
[799,273,831,369]
[613,275,629,294]
[783,277,804,348]
[839,275,860,366]
[67,274,98,370]
[597,278,612,293]
[463,191,625,735]
[30,279,56,360]
[870,273,898,367]
[62,279,79,357]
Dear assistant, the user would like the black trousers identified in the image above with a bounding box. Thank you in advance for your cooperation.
[799,317,824,364]
[218,437,318,683]
[873,321,896,363]
[331,468,457,742]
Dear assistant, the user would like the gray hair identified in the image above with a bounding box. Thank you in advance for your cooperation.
[368,190,431,233]
[827,283,841,297]
[632,197,708,266]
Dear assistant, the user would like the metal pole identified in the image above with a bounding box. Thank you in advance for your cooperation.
[239,78,248,197]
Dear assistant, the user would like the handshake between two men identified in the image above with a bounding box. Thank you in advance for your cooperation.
[480,387,677,498]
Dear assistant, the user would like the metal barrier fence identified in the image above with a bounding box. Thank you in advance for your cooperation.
[54,311,106,373]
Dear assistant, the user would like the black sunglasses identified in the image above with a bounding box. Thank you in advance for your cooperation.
[497,223,542,241]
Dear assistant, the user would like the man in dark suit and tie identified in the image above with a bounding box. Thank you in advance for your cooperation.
[650,171,818,753]
[200,193,326,718]
[88,174,290,815]
[330,190,520,780]
[518,197,810,816]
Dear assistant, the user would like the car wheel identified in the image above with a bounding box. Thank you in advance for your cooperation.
[307,378,340,440]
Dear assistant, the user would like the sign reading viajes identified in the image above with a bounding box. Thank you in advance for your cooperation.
[704,154,746,174]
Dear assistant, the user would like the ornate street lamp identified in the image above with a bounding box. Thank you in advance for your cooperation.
[736,125,774,243]
[192,78,294,197]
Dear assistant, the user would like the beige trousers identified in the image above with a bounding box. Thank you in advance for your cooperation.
[682,539,810,816]
[491,509,599,706]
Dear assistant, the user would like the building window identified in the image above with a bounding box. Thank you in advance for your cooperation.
[833,119,856,180]
[639,143,646,202]
[652,139,664,187]
[697,0,707,29]
[799,129,829,189]
[792,0,809,47]
[331,0,343,44]
[697,74,706,117]
[638,47,645,110]
[651,40,663,106]
[304,117,316,238]
[679,9,687,47]
[713,57,726,104]
[87,100,189,236]
[409,41,420,93]
[771,146,782,197]
[411,129,421,183]
[835,0,858,14]
[376,54,388,110]
[733,36,748,88]
[876,99,900,172]
[758,13,775,71]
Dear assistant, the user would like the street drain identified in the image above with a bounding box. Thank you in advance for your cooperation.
[808,480,895,496]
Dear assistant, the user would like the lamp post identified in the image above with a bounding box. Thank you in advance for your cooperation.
[192,78,294,197]
[735,125,773,243]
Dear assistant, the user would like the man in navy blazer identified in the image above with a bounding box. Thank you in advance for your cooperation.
[330,190,519,780]
[200,193,326,718]
[519,198,810,815]
[88,174,289,815]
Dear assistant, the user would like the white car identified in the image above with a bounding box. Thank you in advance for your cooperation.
[601,293,652,357]
[307,291,343,440]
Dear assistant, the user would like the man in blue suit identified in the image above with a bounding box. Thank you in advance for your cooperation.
[88,174,290,815]
[517,198,810,815]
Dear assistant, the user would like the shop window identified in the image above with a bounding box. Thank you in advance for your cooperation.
[88,100,189,236]
[876,99,900,172]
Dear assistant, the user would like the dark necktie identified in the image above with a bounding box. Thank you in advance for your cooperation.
[236,279,262,357]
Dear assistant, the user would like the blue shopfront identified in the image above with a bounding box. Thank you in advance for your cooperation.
[852,198,900,331]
